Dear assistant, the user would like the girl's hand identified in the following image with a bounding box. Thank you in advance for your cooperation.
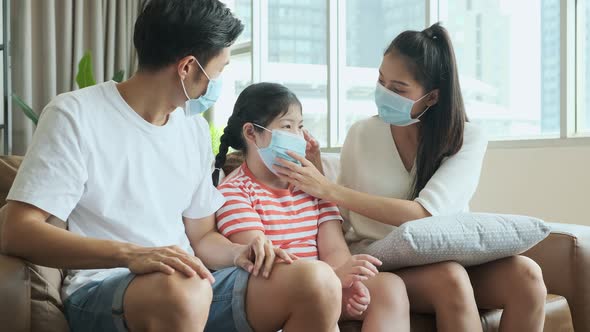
[334,254,382,288]
[342,281,371,320]
[274,151,332,200]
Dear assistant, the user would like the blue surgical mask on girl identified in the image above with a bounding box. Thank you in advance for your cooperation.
[374,82,432,126]
[181,59,223,117]
[253,124,307,175]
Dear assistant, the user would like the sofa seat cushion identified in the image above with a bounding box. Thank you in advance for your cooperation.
[479,294,573,332]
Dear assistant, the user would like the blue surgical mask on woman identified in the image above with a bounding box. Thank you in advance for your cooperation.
[253,123,307,175]
[181,59,223,117]
[375,82,431,126]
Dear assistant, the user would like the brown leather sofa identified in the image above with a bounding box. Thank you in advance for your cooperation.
[0,154,587,331]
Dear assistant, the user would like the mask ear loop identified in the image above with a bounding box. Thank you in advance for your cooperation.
[195,58,212,81]
[415,105,431,119]
[252,123,273,133]
[180,76,191,100]
[251,123,272,149]
[414,91,434,119]
[182,58,212,101]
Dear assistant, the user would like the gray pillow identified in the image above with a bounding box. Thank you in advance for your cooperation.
[349,213,551,271]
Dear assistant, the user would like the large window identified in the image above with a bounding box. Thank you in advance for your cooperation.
[579,0,590,133]
[265,0,329,146]
[212,52,252,128]
[224,0,252,44]
[217,0,588,149]
[338,0,425,144]
[441,0,560,139]
[214,0,252,131]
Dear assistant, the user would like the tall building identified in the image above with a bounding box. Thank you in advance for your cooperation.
[235,0,251,42]
[541,0,561,134]
[227,0,565,140]
[586,2,590,129]
[267,0,423,67]
[445,1,510,108]
[346,0,424,68]
[268,0,327,65]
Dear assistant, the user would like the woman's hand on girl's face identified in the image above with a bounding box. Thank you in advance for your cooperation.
[273,151,331,199]
[303,129,321,159]
[303,129,325,174]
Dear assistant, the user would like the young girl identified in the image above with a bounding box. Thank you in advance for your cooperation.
[272,23,547,332]
[212,82,410,331]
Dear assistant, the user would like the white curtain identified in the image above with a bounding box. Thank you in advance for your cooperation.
[11,0,142,154]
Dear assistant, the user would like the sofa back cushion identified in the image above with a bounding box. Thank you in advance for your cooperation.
[0,156,23,207]
[0,156,70,332]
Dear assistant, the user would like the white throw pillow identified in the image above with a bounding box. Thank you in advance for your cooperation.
[350,213,551,271]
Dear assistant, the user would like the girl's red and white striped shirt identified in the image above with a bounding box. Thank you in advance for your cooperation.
[216,163,342,260]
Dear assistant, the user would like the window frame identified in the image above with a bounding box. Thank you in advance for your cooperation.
[230,0,590,150]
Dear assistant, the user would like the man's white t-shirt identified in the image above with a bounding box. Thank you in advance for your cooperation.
[7,81,225,299]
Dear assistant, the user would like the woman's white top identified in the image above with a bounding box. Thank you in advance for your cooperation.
[338,116,488,242]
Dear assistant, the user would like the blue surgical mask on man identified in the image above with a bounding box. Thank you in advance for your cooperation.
[180,58,223,117]
[253,123,307,175]
[374,82,432,126]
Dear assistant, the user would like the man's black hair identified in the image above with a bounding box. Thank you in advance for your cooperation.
[134,0,244,70]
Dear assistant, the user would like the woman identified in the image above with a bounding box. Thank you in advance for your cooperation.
[274,23,547,332]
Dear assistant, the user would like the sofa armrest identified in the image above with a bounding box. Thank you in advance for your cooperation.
[0,253,31,332]
[522,222,590,332]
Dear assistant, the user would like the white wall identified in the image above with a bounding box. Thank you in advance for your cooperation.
[471,144,590,226]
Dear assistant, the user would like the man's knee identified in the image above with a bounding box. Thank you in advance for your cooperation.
[125,272,213,331]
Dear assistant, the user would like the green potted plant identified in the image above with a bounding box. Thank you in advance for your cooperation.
[12,52,124,125]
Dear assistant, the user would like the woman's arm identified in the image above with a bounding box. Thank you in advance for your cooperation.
[328,186,430,227]
[276,124,488,226]
[275,154,430,227]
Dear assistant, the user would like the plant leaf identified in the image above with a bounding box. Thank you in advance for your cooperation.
[112,70,125,83]
[12,94,39,125]
[210,125,224,156]
[76,52,96,89]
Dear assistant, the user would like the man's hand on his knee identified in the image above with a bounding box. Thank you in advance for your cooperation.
[125,244,215,283]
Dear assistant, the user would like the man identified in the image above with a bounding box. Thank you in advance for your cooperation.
[1,1,341,331]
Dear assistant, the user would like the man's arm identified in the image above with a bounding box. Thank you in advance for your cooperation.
[1,201,213,280]
[183,213,245,271]
[1,201,132,268]
[184,214,294,277]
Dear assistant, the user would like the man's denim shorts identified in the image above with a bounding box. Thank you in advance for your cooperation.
[64,267,253,332]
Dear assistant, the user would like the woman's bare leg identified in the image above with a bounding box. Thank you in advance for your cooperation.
[395,261,482,332]
[467,256,546,332]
